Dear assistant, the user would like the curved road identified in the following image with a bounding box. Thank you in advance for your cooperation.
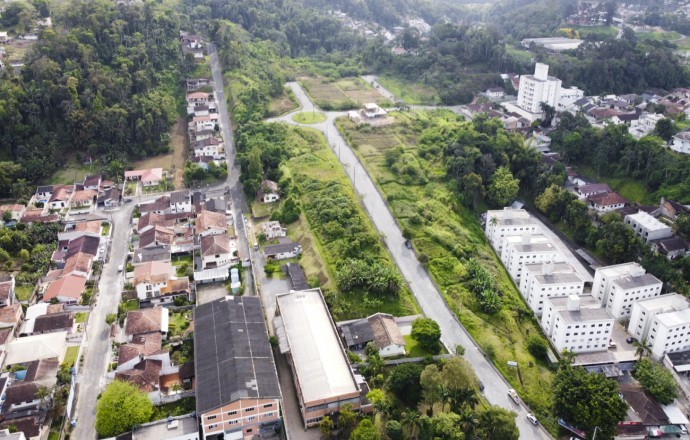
[269,81,552,440]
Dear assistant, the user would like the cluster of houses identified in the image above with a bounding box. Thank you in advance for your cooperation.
[179,31,206,63]
[0,175,121,226]
[131,190,237,298]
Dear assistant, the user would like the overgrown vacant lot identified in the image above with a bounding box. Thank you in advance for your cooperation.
[337,110,558,431]
[274,125,418,320]
[299,76,390,110]
[376,75,441,105]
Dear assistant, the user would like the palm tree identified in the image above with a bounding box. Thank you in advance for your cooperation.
[35,385,51,410]
[633,338,651,361]
[458,406,479,437]
[401,411,422,438]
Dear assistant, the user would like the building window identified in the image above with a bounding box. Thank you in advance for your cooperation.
[245,407,255,412]
[263,403,273,408]
[207,415,217,421]
[228,410,237,416]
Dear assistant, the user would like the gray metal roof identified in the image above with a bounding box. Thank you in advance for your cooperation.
[194,296,280,415]
[169,190,189,204]
[204,197,227,213]
[286,263,309,291]
[612,273,661,290]
[264,242,300,255]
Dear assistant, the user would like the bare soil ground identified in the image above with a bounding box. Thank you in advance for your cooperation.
[131,117,188,189]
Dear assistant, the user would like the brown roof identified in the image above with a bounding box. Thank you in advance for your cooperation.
[118,333,164,365]
[4,382,38,408]
[159,278,190,296]
[125,307,165,337]
[200,234,231,257]
[588,192,629,207]
[0,304,22,326]
[20,210,60,224]
[139,195,170,213]
[619,382,669,425]
[196,209,226,233]
[0,204,24,214]
[43,275,86,302]
[83,174,101,187]
[0,415,43,437]
[62,252,92,276]
[160,372,183,393]
[257,180,279,200]
[0,279,13,303]
[73,220,102,234]
[0,328,11,345]
[368,313,405,348]
[139,225,174,248]
[33,313,73,333]
[133,261,173,286]
[48,185,73,203]
[65,235,100,259]
[23,357,60,385]
[70,189,97,203]
[115,359,162,393]
[137,213,173,232]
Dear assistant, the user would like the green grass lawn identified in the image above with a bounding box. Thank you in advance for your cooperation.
[125,181,138,196]
[377,75,441,105]
[337,110,558,433]
[75,312,89,324]
[576,164,655,204]
[63,346,79,368]
[292,112,327,124]
[150,397,196,421]
[565,25,619,38]
[251,199,277,219]
[51,158,95,185]
[403,335,447,357]
[15,284,33,302]
[122,299,139,312]
[638,30,682,42]
[266,87,299,117]
[48,432,60,440]
[168,311,191,337]
[673,36,690,51]
[101,222,110,236]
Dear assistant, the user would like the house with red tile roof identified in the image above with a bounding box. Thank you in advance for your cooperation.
[42,274,86,304]
[124,168,163,187]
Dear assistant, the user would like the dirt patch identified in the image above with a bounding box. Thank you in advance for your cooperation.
[130,117,188,189]
[4,39,35,64]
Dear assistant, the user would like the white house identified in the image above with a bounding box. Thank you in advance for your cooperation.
[133,261,190,304]
[261,221,287,239]
[591,263,663,320]
[630,112,664,138]
[516,63,562,121]
[485,87,505,99]
[671,131,690,155]
[195,209,227,237]
[624,210,673,243]
[339,313,406,358]
[587,192,628,213]
[557,86,585,112]
[169,190,192,214]
[258,180,280,204]
[200,234,235,269]
[264,242,301,260]
[500,234,561,282]
[484,208,540,255]
[541,295,614,354]
[519,261,585,315]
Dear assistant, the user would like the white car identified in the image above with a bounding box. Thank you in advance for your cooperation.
[507,389,520,404]
[117,264,123,272]
[526,413,538,426]
[680,424,688,434]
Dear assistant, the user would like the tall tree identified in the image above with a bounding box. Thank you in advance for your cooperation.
[477,407,519,440]
[487,167,519,208]
[96,381,153,438]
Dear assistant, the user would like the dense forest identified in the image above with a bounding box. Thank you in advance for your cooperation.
[0,0,183,196]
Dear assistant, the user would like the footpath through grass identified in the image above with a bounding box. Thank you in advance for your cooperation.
[276,125,418,320]
[337,110,558,432]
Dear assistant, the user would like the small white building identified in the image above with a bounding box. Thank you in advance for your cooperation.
[519,261,585,315]
[169,190,192,214]
[484,208,540,255]
[630,112,665,138]
[624,210,673,243]
[200,234,235,270]
[591,263,663,320]
[557,86,585,112]
[264,242,301,260]
[671,131,690,155]
[500,234,561,282]
[541,295,614,354]
[588,192,628,214]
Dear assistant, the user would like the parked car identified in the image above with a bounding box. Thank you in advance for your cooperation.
[117,264,123,272]
[404,239,412,249]
[526,413,538,426]
[679,424,688,434]
[608,339,617,349]
[626,337,638,344]
[478,381,484,392]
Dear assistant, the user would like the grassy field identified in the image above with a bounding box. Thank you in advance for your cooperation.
[337,110,558,432]
[75,312,89,324]
[63,346,80,368]
[564,25,619,39]
[299,76,389,110]
[505,45,535,66]
[131,117,188,189]
[638,30,682,42]
[278,125,418,320]
[50,158,97,185]
[673,36,690,51]
[15,284,33,302]
[251,200,278,219]
[266,87,299,117]
[150,397,195,421]
[292,112,327,124]
[403,334,445,357]
[576,164,656,204]
[376,75,441,105]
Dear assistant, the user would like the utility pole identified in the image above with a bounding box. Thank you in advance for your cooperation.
[592,426,601,440]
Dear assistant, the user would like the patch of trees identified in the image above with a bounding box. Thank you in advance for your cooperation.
[411,317,442,353]
[553,363,628,440]
[336,258,402,296]
[0,0,182,193]
[0,222,61,285]
[183,162,228,187]
[466,258,502,314]
[633,358,678,405]
[96,380,153,438]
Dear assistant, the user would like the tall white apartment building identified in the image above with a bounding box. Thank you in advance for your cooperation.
[648,308,690,360]
[591,263,663,319]
[519,261,585,315]
[517,63,562,115]
[624,211,673,243]
[541,295,614,354]
[501,234,561,282]
[485,208,539,255]
[628,294,688,342]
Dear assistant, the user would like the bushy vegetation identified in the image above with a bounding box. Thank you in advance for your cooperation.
[96,381,153,438]
[466,258,502,314]
[0,222,61,285]
[633,358,678,405]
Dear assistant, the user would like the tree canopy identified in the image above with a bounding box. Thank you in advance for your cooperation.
[633,358,678,405]
[411,317,442,353]
[96,380,153,438]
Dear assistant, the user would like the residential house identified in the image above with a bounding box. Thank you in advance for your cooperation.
[203,198,227,214]
[575,183,611,199]
[339,313,406,357]
[195,297,282,439]
[261,221,287,239]
[191,156,213,170]
[124,307,169,342]
[671,131,690,154]
[264,242,301,260]
[619,383,670,428]
[0,416,43,440]
[52,235,100,267]
[200,234,234,269]
[42,275,86,304]
[0,303,23,335]
[189,115,217,132]
[114,359,166,402]
[194,138,224,160]
[139,226,175,249]
[624,210,673,243]
[0,205,26,222]
[658,197,689,221]
[591,263,663,320]
[195,210,226,237]
[47,185,73,210]
[628,294,690,359]
[58,221,101,242]
[485,87,505,99]
[82,175,101,191]
[61,252,93,278]
[20,312,75,336]
[139,196,171,215]
[651,236,688,260]
[170,191,192,214]
[69,189,97,210]
[133,261,190,304]
[137,213,174,234]
[24,303,64,321]
[257,180,280,204]
[186,91,213,104]
[348,103,392,126]
[0,429,25,440]
[274,289,365,428]
[34,186,53,203]
[540,295,614,354]
[125,168,164,187]
[193,129,215,142]
[186,78,212,92]
[630,112,664,138]
[0,276,16,307]
[588,192,628,213]
[132,246,172,266]
[5,332,67,365]
[96,187,121,208]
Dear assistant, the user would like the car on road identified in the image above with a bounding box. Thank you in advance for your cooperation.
[117,264,123,272]
[404,239,412,249]
[507,388,520,404]
[123,198,132,203]
[478,381,484,392]
[626,337,638,344]
[609,339,617,349]
[526,413,538,426]
[680,424,688,434]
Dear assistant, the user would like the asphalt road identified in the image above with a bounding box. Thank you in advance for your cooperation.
[268,81,552,440]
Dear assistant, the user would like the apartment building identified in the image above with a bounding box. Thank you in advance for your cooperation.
[628,294,690,360]
[519,261,585,315]
[591,263,663,320]
[484,208,539,255]
[541,295,614,354]
[500,234,561,282]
